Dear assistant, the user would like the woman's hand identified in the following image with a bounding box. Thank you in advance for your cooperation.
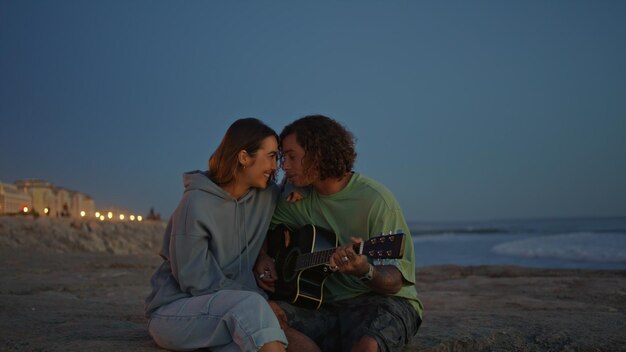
[254,252,278,293]
[286,191,303,202]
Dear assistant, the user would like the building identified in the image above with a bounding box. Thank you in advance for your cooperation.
[5,179,96,218]
[1,179,146,222]
[71,191,95,219]
[0,180,32,214]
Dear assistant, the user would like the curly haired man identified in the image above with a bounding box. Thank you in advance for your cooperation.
[255,115,423,352]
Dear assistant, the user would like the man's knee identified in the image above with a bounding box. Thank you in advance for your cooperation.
[351,335,379,352]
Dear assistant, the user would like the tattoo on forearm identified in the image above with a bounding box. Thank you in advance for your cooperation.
[369,265,403,294]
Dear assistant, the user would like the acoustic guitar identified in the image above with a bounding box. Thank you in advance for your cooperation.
[268,224,405,309]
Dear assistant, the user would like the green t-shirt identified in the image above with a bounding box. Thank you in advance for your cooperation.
[272,172,423,317]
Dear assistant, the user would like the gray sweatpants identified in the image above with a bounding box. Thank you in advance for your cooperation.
[148,290,287,351]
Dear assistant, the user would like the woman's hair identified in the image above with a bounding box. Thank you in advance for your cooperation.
[280,114,356,181]
[208,118,278,185]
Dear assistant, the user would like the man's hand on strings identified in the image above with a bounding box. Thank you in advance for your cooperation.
[328,237,369,277]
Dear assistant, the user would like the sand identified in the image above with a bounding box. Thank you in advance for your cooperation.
[1,216,625,351]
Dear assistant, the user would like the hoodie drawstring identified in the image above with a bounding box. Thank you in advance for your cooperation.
[243,205,249,276]
[234,200,250,279]
[235,201,242,277]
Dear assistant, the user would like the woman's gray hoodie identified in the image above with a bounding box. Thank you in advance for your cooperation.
[145,171,280,316]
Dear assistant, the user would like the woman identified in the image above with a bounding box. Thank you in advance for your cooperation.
[145,118,289,351]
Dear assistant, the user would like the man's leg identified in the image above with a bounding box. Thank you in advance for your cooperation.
[274,300,338,351]
[268,301,320,352]
[333,295,421,352]
[351,336,380,352]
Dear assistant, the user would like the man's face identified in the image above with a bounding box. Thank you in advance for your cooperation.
[281,133,313,187]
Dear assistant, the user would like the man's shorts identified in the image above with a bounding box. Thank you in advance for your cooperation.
[276,294,421,352]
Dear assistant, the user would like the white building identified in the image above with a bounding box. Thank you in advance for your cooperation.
[6,179,96,218]
[0,180,32,214]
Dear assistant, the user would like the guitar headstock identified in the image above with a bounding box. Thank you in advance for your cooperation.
[359,232,405,259]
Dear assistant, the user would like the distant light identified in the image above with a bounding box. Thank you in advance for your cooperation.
[95,211,101,218]
[44,207,49,214]
[23,206,29,213]
[99,215,105,221]
[130,215,135,221]
[137,215,143,222]
[80,211,86,217]
[119,214,125,220]
[107,212,113,219]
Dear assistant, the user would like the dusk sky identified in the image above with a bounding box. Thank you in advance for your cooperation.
[1,1,625,222]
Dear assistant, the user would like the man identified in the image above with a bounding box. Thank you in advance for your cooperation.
[256,115,423,352]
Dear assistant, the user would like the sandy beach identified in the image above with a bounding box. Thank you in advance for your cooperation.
[1,216,625,351]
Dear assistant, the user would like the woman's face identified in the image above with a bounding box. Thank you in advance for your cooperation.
[242,136,279,189]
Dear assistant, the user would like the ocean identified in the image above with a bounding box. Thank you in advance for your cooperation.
[409,216,626,270]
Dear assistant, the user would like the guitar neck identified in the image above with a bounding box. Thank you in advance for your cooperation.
[294,244,361,272]
[293,232,404,271]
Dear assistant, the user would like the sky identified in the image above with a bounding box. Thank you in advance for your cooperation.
[1,0,625,222]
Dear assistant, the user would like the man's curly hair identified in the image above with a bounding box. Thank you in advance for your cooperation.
[280,115,357,181]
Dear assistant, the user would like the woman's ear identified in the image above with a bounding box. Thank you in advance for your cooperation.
[238,150,249,168]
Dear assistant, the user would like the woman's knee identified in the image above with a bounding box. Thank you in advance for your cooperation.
[223,291,280,328]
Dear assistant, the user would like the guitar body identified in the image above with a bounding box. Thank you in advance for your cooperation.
[268,224,404,310]
[270,224,337,309]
